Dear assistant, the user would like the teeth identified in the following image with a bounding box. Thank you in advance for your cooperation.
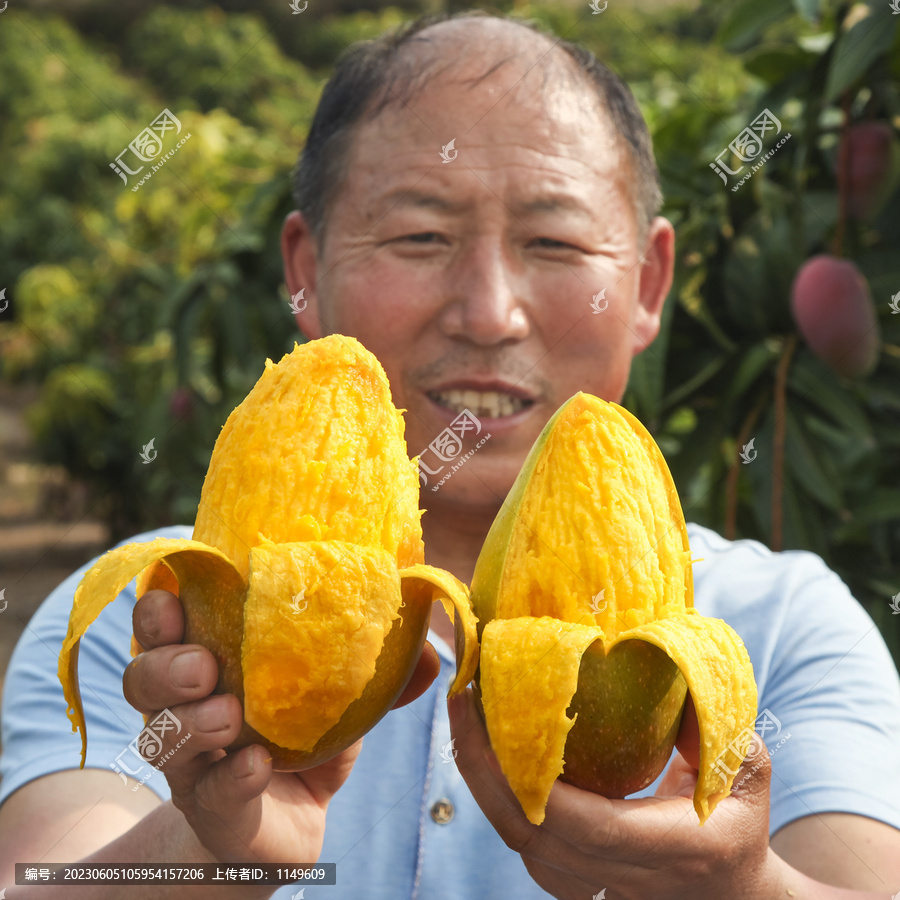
[430,389,530,418]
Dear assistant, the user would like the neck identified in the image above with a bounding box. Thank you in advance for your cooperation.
[421,502,498,583]
[421,500,499,647]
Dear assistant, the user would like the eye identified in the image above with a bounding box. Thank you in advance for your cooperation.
[401,232,440,243]
[532,237,576,250]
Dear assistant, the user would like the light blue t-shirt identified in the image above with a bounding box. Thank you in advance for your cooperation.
[2,523,900,899]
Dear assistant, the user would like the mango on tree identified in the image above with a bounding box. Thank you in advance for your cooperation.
[469,393,757,826]
[58,335,479,770]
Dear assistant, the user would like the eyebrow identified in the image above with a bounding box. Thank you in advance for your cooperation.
[376,188,594,219]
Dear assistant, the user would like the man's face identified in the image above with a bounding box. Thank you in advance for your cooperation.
[284,35,673,512]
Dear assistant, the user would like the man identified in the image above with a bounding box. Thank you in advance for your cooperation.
[2,10,900,899]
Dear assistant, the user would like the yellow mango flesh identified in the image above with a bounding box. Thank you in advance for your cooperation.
[472,393,757,825]
[497,396,692,633]
[481,618,606,824]
[193,335,424,578]
[242,540,402,751]
[58,336,478,771]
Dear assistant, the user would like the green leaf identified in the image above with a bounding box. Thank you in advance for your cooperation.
[719,0,794,51]
[745,44,819,83]
[723,341,779,408]
[784,407,843,511]
[848,490,900,526]
[789,353,874,439]
[825,4,899,102]
[661,354,729,412]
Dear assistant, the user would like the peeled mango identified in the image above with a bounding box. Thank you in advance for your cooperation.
[469,393,757,825]
[58,335,478,770]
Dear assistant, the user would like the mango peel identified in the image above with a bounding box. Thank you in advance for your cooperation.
[58,335,478,770]
[469,393,757,825]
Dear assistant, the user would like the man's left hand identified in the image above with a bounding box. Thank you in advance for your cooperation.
[449,687,794,900]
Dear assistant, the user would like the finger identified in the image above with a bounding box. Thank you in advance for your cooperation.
[123,644,219,715]
[451,688,622,875]
[655,750,701,799]
[392,641,440,709]
[169,744,275,859]
[675,693,700,771]
[296,739,365,807]
[136,694,245,792]
[133,590,185,650]
[541,731,774,865]
[450,688,552,849]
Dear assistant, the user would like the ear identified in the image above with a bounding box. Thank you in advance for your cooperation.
[281,210,325,340]
[631,217,675,355]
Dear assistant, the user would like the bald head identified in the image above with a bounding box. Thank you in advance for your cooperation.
[368,15,609,140]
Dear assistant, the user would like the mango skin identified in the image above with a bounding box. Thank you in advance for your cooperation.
[562,640,686,797]
[470,394,690,801]
[472,641,687,800]
[162,544,436,771]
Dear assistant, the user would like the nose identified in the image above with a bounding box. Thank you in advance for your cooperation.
[438,238,530,346]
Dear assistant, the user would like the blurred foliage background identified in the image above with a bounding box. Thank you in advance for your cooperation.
[0,0,898,664]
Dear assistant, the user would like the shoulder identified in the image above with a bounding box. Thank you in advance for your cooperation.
[683,521,898,720]
[684,522,870,638]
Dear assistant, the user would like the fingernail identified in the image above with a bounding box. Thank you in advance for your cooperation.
[448,690,468,726]
[196,695,230,733]
[236,747,256,778]
[139,602,159,640]
[169,650,201,688]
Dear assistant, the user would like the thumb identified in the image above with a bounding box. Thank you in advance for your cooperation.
[674,693,700,771]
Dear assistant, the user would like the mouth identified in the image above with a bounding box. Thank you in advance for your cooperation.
[426,387,535,419]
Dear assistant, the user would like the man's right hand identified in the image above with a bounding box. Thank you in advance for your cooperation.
[124,588,440,865]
